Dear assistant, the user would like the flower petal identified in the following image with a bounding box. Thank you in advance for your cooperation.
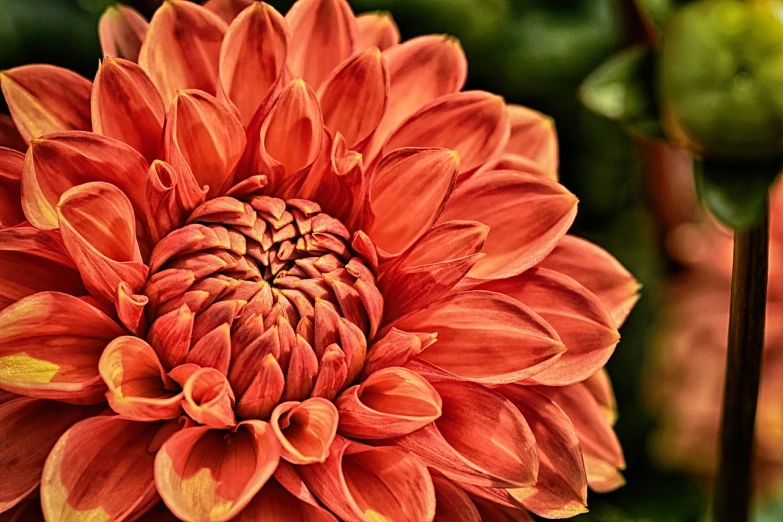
[374,35,467,147]
[382,91,509,176]
[500,385,588,518]
[380,220,489,322]
[390,380,538,488]
[365,147,458,255]
[22,131,149,230]
[162,90,246,199]
[471,498,534,522]
[99,336,182,421]
[477,268,620,385]
[271,398,338,464]
[235,477,338,522]
[181,367,236,428]
[57,182,148,305]
[0,65,91,144]
[0,147,25,226]
[535,382,625,493]
[504,104,558,174]
[299,437,435,522]
[98,4,148,62]
[431,471,481,522]
[0,227,86,311]
[41,416,175,522]
[336,367,441,439]
[361,328,430,379]
[539,235,640,328]
[139,0,228,105]
[258,79,324,190]
[204,0,255,23]
[317,48,389,150]
[356,12,400,51]
[0,398,96,512]
[285,0,357,89]
[92,57,165,163]
[439,170,578,280]
[0,292,123,403]
[395,291,564,384]
[155,421,280,522]
[218,2,288,127]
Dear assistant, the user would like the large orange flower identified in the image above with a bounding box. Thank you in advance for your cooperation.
[648,190,783,500]
[0,1,640,520]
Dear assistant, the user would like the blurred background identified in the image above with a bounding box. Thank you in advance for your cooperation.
[2,0,782,520]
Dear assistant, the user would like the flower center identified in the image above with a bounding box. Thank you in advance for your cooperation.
[142,195,380,419]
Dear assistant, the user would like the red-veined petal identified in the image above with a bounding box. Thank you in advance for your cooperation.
[504,104,558,174]
[395,291,564,384]
[139,0,228,105]
[431,471,481,522]
[155,421,280,522]
[271,398,338,464]
[0,147,24,226]
[356,12,400,51]
[439,170,577,280]
[0,114,25,151]
[285,0,357,89]
[0,292,123,403]
[234,477,337,522]
[365,147,458,255]
[204,0,255,23]
[98,4,148,62]
[0,65,91,144]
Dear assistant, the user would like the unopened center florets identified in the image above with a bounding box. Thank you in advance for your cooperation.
[141,195,380,419]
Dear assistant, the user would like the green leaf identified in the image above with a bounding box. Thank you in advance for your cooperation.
[632,0,675,35]
[695,158,780,230]
[579,46,664,139]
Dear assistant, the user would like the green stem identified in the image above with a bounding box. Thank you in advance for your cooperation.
[713,196,769,522]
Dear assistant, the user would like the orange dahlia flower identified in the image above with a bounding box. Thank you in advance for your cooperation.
[0,1,640,520]
[648,191,783,499]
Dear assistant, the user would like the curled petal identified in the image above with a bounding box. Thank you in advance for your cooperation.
[336,366,441,439]
[396,291,564,384]
[356,12,400,51]
[259,79,324,190]
[317,48,389,149]
[98,4,148,62]
[505,104,558,174]
[539,235,640,328]
[374,35,467,146]
[144,160,191,244]
[271,398,338,464]
[381,220,489,322]
[235,477,337,522]
[182,367,236,428]
[382,91,509,175]
[389,380,538,488]
[0,292,123,403]
[0,65,91,143]
[41,417,175,522]
[22,131,149,230]
[0,398,96,512]
[431,471,481,522]
[162,90,246,199]
[204,0,255,23]
[218,2,288,127]
[99,336,182,421]
[439,170,578,280]
[0,147,25,226]
[477,268,620,386]
[0,227,86,311]
[500,385,588,518]
[285,0,357,89]
[139,0,228,105]
[92,57,165,162]
[365,147,459,255]
[57,182,148,304]
[299,437,435,522]
[155,421,280,522]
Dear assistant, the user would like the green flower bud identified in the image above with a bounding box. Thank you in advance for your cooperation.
[660,0,783,159]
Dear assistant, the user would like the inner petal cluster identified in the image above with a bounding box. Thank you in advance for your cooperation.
[141,195,380,421]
